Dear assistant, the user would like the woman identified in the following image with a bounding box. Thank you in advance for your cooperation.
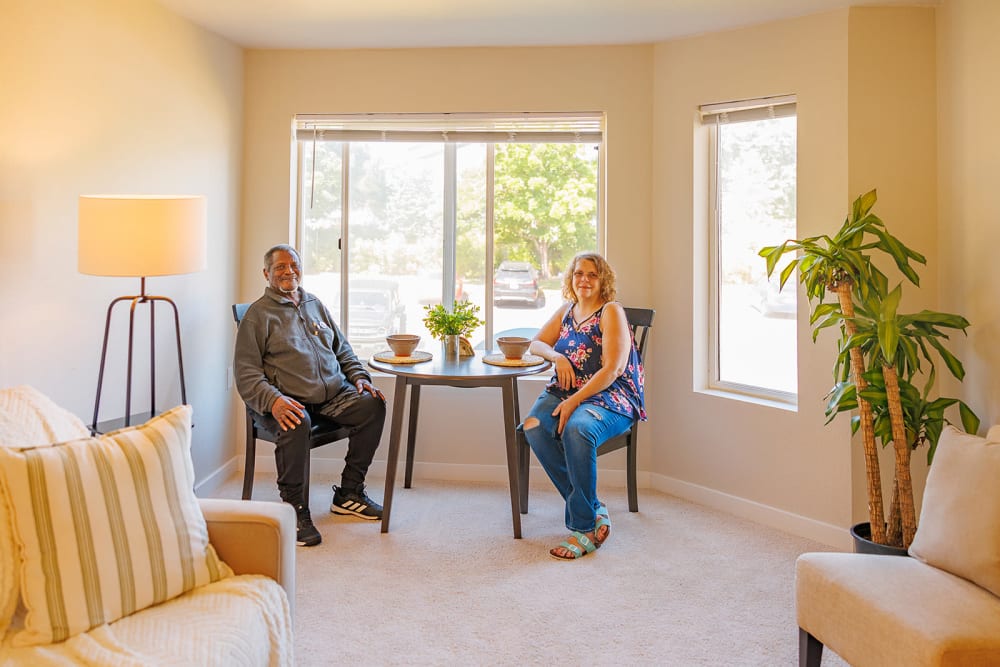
[522,252,645,560]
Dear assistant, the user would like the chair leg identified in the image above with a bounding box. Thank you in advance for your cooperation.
[242,413,256,500]
[404,385,420,489]
[303,452,311,508]
[799,628,823,667]
[516,426,529,514]
[626,429,638,512]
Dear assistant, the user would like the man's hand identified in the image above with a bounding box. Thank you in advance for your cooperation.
[271,395,305,431]
[356,378,385,401]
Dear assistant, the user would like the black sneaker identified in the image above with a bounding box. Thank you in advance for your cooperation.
[330,485,383,520]
[294,505,322,547]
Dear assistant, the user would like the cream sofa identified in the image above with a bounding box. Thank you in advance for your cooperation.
[796,425,1000,666]
[0,386,296,666]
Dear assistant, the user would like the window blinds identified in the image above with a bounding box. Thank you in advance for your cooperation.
[698,94,796,124]
[294,112,604,144]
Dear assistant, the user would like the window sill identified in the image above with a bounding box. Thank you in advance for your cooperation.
[695,387,797,412]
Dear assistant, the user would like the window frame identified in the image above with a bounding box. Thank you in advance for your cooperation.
[291,112,606,350]
[702,96,798,405]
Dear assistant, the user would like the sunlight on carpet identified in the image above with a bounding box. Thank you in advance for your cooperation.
[211,473,850,666]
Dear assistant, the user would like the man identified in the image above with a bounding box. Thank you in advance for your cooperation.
[234,244,386,547]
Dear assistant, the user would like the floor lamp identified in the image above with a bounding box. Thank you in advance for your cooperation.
[78,195,207,434]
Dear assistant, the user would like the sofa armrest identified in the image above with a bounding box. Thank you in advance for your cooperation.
[198,498,296,614]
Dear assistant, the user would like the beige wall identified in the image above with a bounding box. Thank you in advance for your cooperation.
[652,11,854,546]
[847,6,939,524]
[241,46,652,302]
[241,46,654,476]
[4,0,995,547]
[645,4,988,548]
[0,0,243,483]
[936,0,1000,428]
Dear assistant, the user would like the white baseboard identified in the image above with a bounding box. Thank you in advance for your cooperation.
[649,472,850,550]
[237,455,849,550]
[195,456,240,496]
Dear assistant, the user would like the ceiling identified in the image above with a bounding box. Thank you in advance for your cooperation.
[155,0,933,50]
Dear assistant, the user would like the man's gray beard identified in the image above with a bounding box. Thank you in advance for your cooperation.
[278,283,299,295]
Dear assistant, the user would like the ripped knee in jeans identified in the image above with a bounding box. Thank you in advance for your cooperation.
[523,417,540,430]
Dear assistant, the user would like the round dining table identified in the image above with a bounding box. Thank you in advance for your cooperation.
[369,351,551,538]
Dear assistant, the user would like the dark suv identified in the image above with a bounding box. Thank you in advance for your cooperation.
[493,261,546,308]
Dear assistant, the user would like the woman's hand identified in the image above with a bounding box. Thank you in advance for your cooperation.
[552,393,582,434]
[553,355,576,391]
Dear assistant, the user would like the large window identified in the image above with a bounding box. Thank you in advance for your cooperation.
[701,96,797,401]
[294,113,603,360]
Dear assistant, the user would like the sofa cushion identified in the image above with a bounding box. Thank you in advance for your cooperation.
[0,385,90,448]
[796,552,1000,666]
[0,574,293,665]
[0,575,295,667]
[0,385,92,636]
[909,424,1000,597]
[0,405,232,646]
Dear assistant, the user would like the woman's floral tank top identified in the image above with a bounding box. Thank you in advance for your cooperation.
[545,303,646,420]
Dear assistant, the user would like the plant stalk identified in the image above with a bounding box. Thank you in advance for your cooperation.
[836,283,886,544]
[883,363,917,547]
[886,477,902,546]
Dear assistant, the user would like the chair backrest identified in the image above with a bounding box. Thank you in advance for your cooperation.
[623,307,654,360]
[232,303,251,325]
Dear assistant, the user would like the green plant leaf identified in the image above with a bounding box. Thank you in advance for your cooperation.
[809,302,840,325]
[778,260,798,290]
[906,310,970,330]
[876,284,902,361]
[760,241,790,277]
[926,336,966,380]
[868,227,922,286]
[856,189,878,219]
[959,401,980,434]
[422,301,484,339]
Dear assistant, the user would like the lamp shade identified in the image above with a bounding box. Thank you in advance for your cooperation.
[78,195,207,277]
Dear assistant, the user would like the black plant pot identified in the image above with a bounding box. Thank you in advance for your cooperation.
[850,522,909,557]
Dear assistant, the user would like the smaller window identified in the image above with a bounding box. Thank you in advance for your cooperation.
[701,95,797,402]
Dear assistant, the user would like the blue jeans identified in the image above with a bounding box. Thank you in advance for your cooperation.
[522,390,633,533]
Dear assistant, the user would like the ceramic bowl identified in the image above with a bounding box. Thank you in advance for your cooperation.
[386,334,420,357]
[496,336,531,360]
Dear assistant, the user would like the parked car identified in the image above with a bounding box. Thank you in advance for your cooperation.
[332,279,407,344]
[493,261,546,308]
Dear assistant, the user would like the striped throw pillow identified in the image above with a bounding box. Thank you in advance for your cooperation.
[0,385,93,635]
[0,405,232,646]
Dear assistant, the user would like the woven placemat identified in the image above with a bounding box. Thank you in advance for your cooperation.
[482,353,546,368]
[371,350,433,364]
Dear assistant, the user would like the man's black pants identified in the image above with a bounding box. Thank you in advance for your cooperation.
[253,391,386,506]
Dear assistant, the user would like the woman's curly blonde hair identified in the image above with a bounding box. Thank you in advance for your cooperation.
[561,252,617,304]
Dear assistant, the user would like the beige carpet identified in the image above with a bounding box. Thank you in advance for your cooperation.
[213,473,850,666]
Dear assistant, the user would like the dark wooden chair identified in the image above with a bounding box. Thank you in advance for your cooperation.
[232,303,351,501]
[516,306,654,513]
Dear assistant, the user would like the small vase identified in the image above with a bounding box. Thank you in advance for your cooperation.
[442,334,460,359]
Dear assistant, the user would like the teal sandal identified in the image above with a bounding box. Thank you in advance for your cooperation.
[595,504,611,547]
[549,531,598,561]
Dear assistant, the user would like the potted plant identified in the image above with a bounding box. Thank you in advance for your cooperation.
[760,189,978,550]
[422,301,484,357]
